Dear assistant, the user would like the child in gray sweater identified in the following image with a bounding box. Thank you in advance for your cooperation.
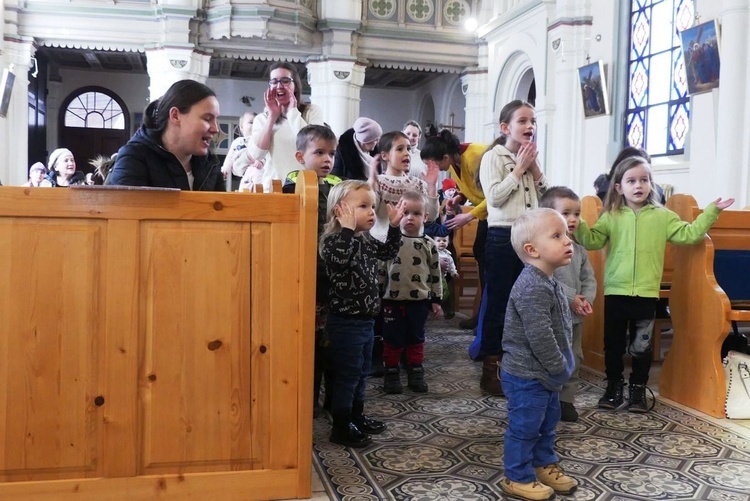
[540,187,596,423]
[499,208,578,501]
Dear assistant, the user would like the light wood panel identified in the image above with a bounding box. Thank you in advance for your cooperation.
[0,171,318,499]
[660,194,750,417]
[580,196,606,372]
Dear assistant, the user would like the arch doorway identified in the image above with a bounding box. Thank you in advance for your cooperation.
[59,87,130,181]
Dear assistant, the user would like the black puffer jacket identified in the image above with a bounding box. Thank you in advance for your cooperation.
[332,128,378,181]
[106,125,223,191]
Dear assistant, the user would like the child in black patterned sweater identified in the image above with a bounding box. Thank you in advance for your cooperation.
[381,190,443,394]
[320,180,405,448]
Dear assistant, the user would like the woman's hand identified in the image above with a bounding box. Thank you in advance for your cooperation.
[714,197,735,210]
[335,202,357,231]
[387,199,407,227]
[446,212,475,230]
[264,88,282,120]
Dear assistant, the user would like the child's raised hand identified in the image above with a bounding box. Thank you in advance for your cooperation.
[714,197,735,210]
[421,159,440,185]
[335,202,357,231]
[387,199,407,226]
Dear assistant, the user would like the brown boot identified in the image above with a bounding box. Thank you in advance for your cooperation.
[480,355,503,396]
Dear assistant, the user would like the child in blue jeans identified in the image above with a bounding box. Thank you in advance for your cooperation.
[320,180,404,448]
[500,208,577,500]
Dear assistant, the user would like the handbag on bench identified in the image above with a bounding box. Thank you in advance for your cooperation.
[723,350,750,419]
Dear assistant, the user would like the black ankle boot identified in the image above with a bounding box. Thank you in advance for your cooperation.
[330,409,372,448]
[352,400,387,434]
[598,378,625,409]
[627,383,649,413]
[383,366,403,394]
[406,364,428,393]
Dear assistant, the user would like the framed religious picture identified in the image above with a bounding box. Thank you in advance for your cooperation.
[577,60,610,118]
[680,19,721,95]
[0,68,16,118]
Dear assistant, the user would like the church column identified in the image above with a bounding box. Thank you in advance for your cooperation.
[461,44,490,143]
[307,59,366,136]
[715,0,750,205]
[146,48,212,101]
[0,38,34,186]
[144,5,210,101]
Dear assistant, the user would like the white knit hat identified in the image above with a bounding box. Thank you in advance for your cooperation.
[48,148,74,173]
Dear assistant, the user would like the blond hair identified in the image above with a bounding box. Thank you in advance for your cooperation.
[318,180,375,254]
[510,208,565,261]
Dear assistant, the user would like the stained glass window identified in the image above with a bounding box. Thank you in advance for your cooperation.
[625,0,694,156]
[64,91,124,129]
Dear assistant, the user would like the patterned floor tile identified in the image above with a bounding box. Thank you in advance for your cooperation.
[312,319,750,500]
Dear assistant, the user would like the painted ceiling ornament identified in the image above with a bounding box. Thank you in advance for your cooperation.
[406,0,434,23]
[444,0,470,25]
[369,0,396,20]
[170,59,187,69]
[334,70,350,80]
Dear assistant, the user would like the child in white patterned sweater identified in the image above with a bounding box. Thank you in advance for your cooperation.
[369,131,440,241]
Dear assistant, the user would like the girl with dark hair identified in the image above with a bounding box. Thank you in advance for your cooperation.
[107,79,224,191]
[252,62,324,182]
[474,100,549,395]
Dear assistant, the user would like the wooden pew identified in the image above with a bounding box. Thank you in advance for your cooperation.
[0,171,318,500]
[660,194,750,418]
[580,196,606,371]
[452,218,481,316]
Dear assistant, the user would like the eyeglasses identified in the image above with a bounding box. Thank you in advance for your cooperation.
[268,77,294,87]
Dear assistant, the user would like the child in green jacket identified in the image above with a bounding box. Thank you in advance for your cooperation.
[576,156,733,413]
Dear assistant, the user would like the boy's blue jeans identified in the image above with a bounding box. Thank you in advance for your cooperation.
[501,370,560,483]
[326,314,375,415]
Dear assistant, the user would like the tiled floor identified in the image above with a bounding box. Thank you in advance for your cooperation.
[300,319,750,500]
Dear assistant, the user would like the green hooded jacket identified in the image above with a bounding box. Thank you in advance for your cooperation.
[575,203,719,298]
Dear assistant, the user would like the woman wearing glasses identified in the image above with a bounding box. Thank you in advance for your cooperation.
[251,62,325,182]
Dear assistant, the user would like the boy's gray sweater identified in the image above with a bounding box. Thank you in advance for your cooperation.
[502,264,575,391]
[553,241,597,326]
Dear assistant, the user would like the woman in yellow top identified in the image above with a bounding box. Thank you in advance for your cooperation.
[421,129,487,329]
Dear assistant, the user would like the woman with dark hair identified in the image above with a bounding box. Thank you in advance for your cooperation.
[421,129,488,329]
[107,79,223,191]
[252,62,324,181]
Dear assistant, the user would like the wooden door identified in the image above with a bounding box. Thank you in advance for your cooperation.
[61,127,129,180]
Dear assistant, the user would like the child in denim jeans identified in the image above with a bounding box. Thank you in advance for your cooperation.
[320,180,405,448]
[499,208,577,501]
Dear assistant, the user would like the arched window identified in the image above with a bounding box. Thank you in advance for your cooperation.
[64,89,125,129]
[625,0,694,156]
